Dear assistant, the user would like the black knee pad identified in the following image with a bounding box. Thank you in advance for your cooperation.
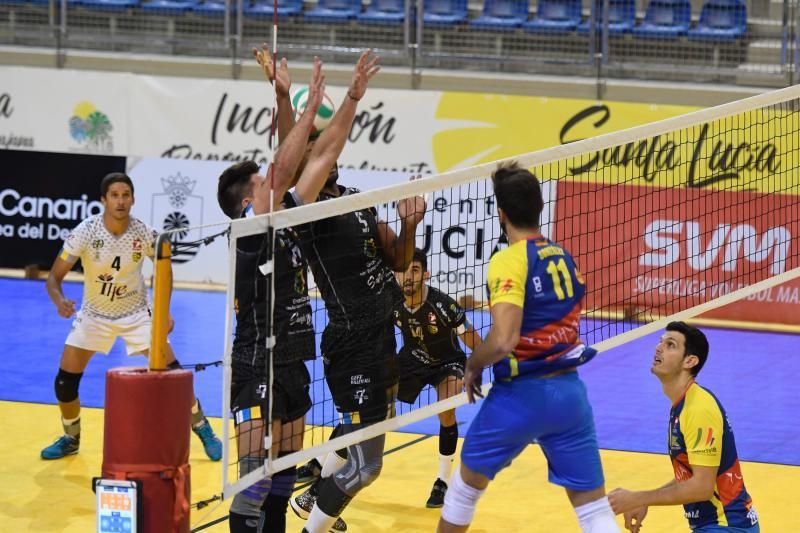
[55,369,83,403]
[167,359,182,370]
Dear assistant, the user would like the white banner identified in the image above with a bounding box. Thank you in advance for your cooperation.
[1,65,699,175]
[128,156,553,301]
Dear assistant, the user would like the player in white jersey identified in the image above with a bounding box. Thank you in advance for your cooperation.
[40,173,223,461]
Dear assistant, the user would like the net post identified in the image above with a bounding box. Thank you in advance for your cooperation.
[150,233,172,371]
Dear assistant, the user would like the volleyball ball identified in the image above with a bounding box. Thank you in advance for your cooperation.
[292,86,336,134]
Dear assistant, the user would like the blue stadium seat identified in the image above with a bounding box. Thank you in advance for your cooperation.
[304,0,361,22]
[687,0,746,41]
[577,0,635,34]
[423,0,467,26]
[470,0,529,30]
[633,0,691,39]
[357,0,405,24]
[191,0,228,15]
[78,0,138,10]
[245,0,303,17]
[141,0,197,14]
[522,0,580,33]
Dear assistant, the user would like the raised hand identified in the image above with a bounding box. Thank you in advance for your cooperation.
[303,57,325,116]
[396,175,426,228]
[347,49,380,102]
[252,43,291,98]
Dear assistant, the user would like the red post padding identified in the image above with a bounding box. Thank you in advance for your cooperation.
[102,367,193,533]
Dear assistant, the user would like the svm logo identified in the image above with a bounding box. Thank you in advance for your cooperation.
[69,101,113,153]
[640,219,791,275]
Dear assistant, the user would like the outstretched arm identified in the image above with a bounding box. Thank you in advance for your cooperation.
[253,43,295,144]
[250,56,324,215]
[293,50,380,205]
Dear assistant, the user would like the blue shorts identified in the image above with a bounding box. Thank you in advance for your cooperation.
[461,371,604,491]
[694,525,760,533]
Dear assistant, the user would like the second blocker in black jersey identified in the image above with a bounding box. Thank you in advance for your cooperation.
[287,186,403,329]
[394,286,468,365]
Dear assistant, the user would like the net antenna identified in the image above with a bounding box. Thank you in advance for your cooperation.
[222,83,800,498]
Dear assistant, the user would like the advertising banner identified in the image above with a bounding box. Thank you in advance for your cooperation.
[554,180,800,326]
[0,150,127,268]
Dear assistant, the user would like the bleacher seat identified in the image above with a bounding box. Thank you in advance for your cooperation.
[79,0,138,10]
[522,0,580,33]
[304,0,361,22]
[577,0,635,34]
[423,0,467,26]
[687,0,746,41]
[357,0,405,24]
[633,0,691,39]
[245,0,303,17]
[470,0,529,30]
[192,0,227,15]
[141,0,197,14]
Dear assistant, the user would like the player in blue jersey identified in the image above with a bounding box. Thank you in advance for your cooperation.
[608,322,759,533]
[437,162,618,533]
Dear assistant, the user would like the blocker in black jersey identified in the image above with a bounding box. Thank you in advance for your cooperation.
[286,185,405,423]
[394,286,469,404]
[230,192,314,422]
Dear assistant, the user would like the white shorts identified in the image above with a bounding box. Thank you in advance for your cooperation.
[65,309,151,356]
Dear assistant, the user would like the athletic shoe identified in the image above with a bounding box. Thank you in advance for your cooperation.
[297,458,322,483]
[41,435,79,460]
[290,486,348,532]
[192,420,223,461]
[426,478,448,508]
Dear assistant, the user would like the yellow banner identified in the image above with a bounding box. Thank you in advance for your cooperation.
[432,92,797,194]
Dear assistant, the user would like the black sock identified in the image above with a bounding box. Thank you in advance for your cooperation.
[259,494,289,533]
[229,511,259,533]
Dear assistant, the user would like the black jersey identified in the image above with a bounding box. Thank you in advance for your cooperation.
[232,193,315,372]
[393,286,468,365]
[288,186,403,329]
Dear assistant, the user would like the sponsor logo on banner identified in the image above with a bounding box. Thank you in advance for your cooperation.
[555,181,800,326]
[150,173,203,264]
[69,101,114,153]
[0,92,34,150]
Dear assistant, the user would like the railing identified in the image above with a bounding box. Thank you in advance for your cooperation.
[0,0,797,88]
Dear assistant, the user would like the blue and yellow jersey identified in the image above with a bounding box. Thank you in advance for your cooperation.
[487,236,594,380]
[669,382,758,529]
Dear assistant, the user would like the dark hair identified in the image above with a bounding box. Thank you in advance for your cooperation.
[101,173,134,198]
[217,161,259,219]
[666,321,709,376]
[491,162,543,230]
[411,248,428,272]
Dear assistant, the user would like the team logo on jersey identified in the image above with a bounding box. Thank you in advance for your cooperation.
[96,273,130,302]
[92,239,104,249]
[152,173,203,264]
[294,270,306,294]
[363,238,377,258]
[132,238,142,262]
[427,312,439,334]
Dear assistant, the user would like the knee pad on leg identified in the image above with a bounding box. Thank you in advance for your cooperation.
[55,369,83,403]
[334,434,385,497]
[230,457,271,517]
[440,469,485,527]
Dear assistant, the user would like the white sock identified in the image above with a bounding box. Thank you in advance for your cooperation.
[438,453,455,483]
[62,415,80,425]
[575,496,620,533]
[305,505,337,533]
[320,451,348,479]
